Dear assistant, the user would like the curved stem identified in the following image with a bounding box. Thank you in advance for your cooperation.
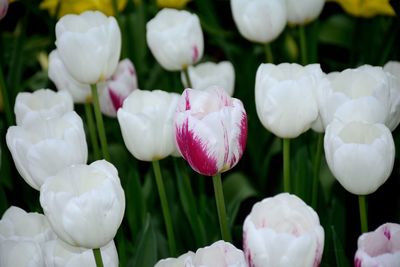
[152,160,176,256]
[212,173,232,242]
[312,133,324,209]
[84,101,101,160]
[90,84,110,161]
[92,248,104,267]
[358,195,368,233]
[264,43,274,63]
[299,25,308,65]
[283,138,291,193]
[182,66,192,89]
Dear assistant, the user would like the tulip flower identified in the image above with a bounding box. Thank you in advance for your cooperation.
[39,160,125,249]
[14,89,73,126]
[383,61,400,131]
[181,61,236,96]
[0,240,44,267]
[43,239,119,267]
[324,119,395,195]
[118,89,180,161]
[230,0,287,44]
[146,8,204,71]
[285,0,325,25]
[318,65,390,129]
[255,63,324,138]
[0,0,8,20]
[155,251,195,267]
[156,0,191,9]
[40,0,127,18]
[174,87,247,176]
[6,111,88,190]
[98,59,138,117]
[332,0,395,18]
[243,193,325,267]
[55,11,121,84]
[354,223,400,267]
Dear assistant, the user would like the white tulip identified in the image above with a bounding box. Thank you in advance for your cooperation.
[383,61,400,131]
[193,240,247,267]
[230,0,287,43]
[255,63,325,138]
[118,89,180,161]
[55,11,121,84]
[146,8,204,71]
[319,65,390,129]
[243,193,325,267]
[48,49,91,104]
[43,239,118,267]
[0,240,44,267]
[14,89,73,125]
[155,251,195,267]
[181,61,235,96]
[324,120,395,195]
[6,111,88,190]
[39,160,125,249]
[0,206,55,243]
[285,0,325,25]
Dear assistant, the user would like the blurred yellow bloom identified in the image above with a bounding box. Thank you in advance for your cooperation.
[332,0,395,17]
[40,0,127,18]
[156,0,190,9]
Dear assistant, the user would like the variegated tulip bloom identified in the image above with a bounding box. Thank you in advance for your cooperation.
[174,86,247,176]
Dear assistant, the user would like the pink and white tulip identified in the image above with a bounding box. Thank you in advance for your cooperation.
[174,87,247,176]
[355,223,400,267]
[243,193,324,267]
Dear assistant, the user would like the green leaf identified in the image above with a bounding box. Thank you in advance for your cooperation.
[319,14,355,49]
[331,225,351,267]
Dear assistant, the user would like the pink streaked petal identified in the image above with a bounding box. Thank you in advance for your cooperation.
[109,88,124,111]
[175,118,218,176]
[192,45,199,63]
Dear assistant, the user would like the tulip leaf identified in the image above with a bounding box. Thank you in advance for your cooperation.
[319,14,355,49]
[126,168,146,237]
[130,214,158,267]
[223,172,257,227]
[331,225,351,267]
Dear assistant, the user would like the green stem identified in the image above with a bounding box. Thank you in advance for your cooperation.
[92,248,104,267]
[358,195,368,233]
[0,67,13,126]
[182,66,192,89]
[90,84,110,161]
[212,173,232,242]
[84,101,101,160]
[264,43,274,63]
[311,133,323,209]
[152,160,176,256]
[283,138,291,193]
[299,25,308,65]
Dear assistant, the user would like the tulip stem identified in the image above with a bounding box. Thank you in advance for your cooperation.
[299,25,308,65]
[264,43,274,63]
[182,66,193,89]
[152,160,176,256]
[212,173,232,242]
[0,66,13,126]
[92,248,104,267]
[84,101,101,160]
[90,84,110,161]
[312,133,323,209]
[283,138,291,193]
[358,195,368,233]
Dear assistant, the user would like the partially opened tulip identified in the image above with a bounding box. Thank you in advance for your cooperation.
[155,251,195,267]
[243,193,325,267]
[230,0,287,44]
[0,240,44,267]
[39,160,125,249]
[6,111,88,190]
[14,89,73,125]
[383,61,400,131]
[43,239,119,267]
[55,11,121,84]
[285,0,325,25]
[354,223,400,267]
[118,89,179,161]
[193,240,247,267]
[324,119,395,195]
[146,8,204,71]
[181,61,235,96]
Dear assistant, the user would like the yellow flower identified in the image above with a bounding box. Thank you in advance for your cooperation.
[332,0,395,18]
[40,0,127,18]
[156,0,190,9]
